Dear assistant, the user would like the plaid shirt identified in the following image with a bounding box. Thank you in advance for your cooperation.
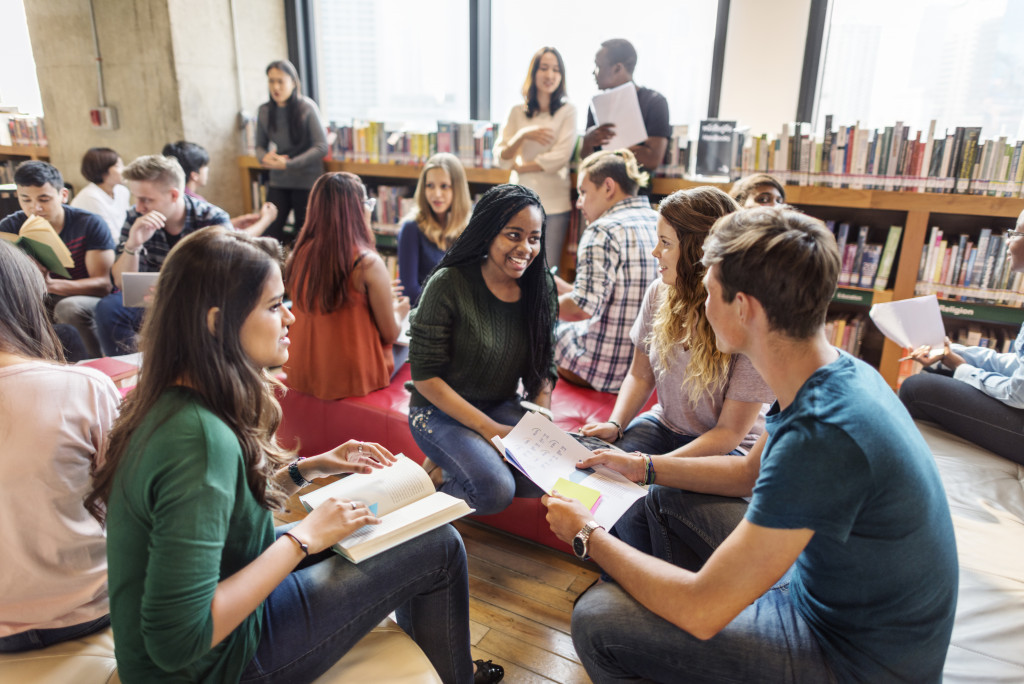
[115,194,231,273]
[555,196,659,392]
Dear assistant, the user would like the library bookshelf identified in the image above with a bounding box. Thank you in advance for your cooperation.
[0,144,49,161]
[239,156,1024,388]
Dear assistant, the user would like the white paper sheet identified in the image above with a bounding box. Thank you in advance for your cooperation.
[868,294,946,350]
[589,82,648,151]
[494,413,647,529]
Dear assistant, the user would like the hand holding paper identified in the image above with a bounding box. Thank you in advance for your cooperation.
[589,82,648,151]
[868,295,946,350]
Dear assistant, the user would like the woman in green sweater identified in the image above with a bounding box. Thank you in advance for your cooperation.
[409,184,557,515]
[87,227,500,684]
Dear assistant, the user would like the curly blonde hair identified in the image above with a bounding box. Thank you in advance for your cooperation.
[650,187,738,405]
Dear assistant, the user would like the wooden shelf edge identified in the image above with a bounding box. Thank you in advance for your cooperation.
[0,143,49,160]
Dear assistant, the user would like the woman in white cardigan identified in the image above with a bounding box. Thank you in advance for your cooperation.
[494,47,577,268]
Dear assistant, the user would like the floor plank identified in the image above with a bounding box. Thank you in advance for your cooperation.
[477,630,591,684]
[471,646,560,684]
[469,598,581,664]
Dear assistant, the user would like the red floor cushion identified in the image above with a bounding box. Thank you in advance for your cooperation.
[276,365,653,552]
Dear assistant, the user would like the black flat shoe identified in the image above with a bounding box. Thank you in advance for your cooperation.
[473,658,504,683]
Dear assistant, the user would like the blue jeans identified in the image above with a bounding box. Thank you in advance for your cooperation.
[94,292,144,356]
[0,614,110,653]
[574,486,835,683]
[409,398,544,515]
[615,412,697,455]
[239,524,472,684]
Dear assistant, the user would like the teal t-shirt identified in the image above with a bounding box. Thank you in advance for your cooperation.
[106,388,275,683]
[747,352,957,683]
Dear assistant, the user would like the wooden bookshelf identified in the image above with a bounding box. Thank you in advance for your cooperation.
[239,156,1024,388]
[0,144,49,160]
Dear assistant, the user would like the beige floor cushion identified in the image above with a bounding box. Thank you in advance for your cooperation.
[915,421,1024,683]
[0,618,440,684]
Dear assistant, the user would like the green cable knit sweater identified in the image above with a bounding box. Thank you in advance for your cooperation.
[408,263,556,407]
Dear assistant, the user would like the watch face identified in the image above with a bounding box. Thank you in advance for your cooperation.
[573,535,586,559]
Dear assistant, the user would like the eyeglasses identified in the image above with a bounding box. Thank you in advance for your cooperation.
[363,197,377,212]
[1007,229,1023,239]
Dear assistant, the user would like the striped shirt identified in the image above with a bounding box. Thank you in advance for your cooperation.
[115,195,230,273]
[555,195,659,392]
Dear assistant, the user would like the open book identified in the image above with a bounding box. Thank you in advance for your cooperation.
[493,412,647,529]
[0,215,74,277]
[299,454,472,563]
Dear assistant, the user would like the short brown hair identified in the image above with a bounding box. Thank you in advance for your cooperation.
[80,148,120,184]
[702,207,839,339]
[123,154,185,191]
[579,148,649,196]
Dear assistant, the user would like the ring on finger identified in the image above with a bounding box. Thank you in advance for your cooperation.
[358,443,364,454]
[351,501,357,510]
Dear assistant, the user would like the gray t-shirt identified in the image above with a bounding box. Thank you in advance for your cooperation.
[631,280,774,452]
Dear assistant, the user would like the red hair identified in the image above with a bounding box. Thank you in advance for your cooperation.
[285,172,374,313]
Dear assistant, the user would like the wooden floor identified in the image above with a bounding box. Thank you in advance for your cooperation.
[277,491,598,683]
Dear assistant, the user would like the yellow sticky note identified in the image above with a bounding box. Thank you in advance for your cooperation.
[552,478,602,513]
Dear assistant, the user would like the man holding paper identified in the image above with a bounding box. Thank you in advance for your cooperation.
[545,207,957,683]
[582,38,670,175]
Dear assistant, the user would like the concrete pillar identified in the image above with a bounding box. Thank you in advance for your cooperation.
[24,0,286,217]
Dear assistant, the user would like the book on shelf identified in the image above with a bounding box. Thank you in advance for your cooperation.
[827,222,901,291]
[914,227,1023,306]
[492,412,647,530]
[298,454,472,563]
[825,312,869,357]
[0,113,47,147]
[695,119,737,178]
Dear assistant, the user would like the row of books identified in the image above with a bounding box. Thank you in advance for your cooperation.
[825,312,868,357]
[825,222,903,291]
[913,227,1024,306]
[326,121,502,169]
[0,112,46,147]
[372,185,414,227]
[731,117,1024,195]
[0,160,18,184]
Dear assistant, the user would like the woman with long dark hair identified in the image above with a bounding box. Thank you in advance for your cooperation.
[284,172,409,399]
[256,59,328,246]
[0,240,120,652]
[579,187,774,460]
[87,227,499,683]
[494,47,577,266]
[409,184,557,516]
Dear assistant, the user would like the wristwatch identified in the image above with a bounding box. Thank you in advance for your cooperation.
[573,520,604,561]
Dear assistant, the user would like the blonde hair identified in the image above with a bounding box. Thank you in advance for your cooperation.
[408,153,471,250]
[650,187,738,405]
[578,148,649,195]
[123,154,186,192]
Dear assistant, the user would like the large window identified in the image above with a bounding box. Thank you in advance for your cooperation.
[815,0,1024,137]
[313,0,470,125]
[0,0,42,116]
[490,1,719,132]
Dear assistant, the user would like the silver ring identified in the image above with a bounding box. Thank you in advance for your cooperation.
[351,501,357,510]
[358,443,364,454]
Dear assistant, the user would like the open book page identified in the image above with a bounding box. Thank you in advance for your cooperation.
[494,412,647,529]
[299,454,435,518]
[1,216,73,277]
[333,492,471,563]
[868,294,946,350]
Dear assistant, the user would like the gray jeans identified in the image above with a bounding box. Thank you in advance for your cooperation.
[52,295,102,359]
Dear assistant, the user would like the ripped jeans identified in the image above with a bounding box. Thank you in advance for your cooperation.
[409,399,543,516]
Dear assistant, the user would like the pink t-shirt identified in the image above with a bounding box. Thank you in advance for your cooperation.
[0,361,120,636]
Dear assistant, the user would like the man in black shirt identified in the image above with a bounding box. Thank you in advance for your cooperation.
[582,38,671,176]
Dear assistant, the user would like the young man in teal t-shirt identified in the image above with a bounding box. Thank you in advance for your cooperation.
[544,206,958,683]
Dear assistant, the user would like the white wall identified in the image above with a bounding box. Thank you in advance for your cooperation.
[719,0,812,136]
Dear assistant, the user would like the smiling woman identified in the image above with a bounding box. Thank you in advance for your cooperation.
[408,184,558,516]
